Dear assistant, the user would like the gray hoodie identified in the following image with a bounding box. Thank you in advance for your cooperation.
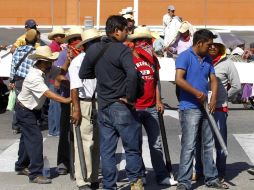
[214,57,241,108]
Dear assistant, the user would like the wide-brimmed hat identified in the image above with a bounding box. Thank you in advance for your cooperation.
[25,29,37,42]
[125,7,135,14]
[151,31,161,39]
[119,8,126,15]
[29,46,59,62]
[178,21,190,33]
[75,28,102,49]
[123,14,134,20]
[128,26,152,40]
[48,26,66,40]
[63,26,82,43]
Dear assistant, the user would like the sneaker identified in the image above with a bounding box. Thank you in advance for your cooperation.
[247,168,254,175]
[176,184,187,190]
[16,168,30,176]
[130,178,144,190]
[13,129,21,134]
[158,177,178,186]
[29,175,52,184]
[206,181,229,189]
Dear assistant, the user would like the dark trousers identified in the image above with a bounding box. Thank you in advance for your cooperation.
[15,103,43,180]
[57,103,71,170]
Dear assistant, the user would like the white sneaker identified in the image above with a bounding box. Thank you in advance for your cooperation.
[158,177,178,186]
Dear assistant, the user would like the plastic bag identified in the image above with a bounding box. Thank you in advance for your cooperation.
[6,90,16,111]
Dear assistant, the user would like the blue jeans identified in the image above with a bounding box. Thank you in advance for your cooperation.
[48,84,61,136]
[178,108,218,190]
[98,102,143,190]
[136,106,168,182]
[195,111,228,178]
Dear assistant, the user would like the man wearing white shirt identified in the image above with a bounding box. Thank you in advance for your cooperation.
[69,28,101,190]
[163,5,182,49]
[15,46,71,184]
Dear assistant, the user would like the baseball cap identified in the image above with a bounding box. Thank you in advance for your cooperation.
[25,19,37,29]
[168,5,175,11]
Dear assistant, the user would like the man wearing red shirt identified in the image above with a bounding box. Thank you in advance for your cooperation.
[128,26,176,186]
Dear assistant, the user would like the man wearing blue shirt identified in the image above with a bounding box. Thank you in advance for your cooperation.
[175,29,227,190]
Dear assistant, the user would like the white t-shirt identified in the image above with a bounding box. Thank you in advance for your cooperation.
[163,16,182,47]
[68,52,96,99]
[18,66,60,110]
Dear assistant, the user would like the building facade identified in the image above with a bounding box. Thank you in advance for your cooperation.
[0,0,253,26]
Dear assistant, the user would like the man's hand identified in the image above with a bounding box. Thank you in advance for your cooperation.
[156,101,164,114]
[8,83,15,90]
[64,97,72,104]
[196,92,206,104]
[71,110,82,126]
[208,96,216,113]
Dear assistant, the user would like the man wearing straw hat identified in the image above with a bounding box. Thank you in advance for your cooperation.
[55,26,83,175]
[48,26,66,53]
[47,26,66,137]
[79,15,144,190]
[69,28,102,190]
[15,46,71,184]
[128,26,177,186]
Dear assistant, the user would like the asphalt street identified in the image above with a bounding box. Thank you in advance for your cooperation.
[0,28,254,189]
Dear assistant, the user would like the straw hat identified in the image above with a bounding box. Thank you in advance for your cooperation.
[48,26,66,40]
[75,28,102,49]
[151,31,161,39]
[178,21,190,33]
[125,7,135,14]
[25,29,37,42]
[63,26,83,43]
[123,14,134,20]
[119,8,126,15]
[28,46,59,61]
[128,26,152,40]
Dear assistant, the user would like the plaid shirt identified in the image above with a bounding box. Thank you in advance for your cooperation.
[10,45,35,80]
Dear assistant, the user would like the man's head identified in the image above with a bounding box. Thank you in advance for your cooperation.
[193,29,217,57]
[105,15,128,42]
[48,27,66,44]
[24,19,37,30]
[28,46,59,73]
[25,29,38,46]
[208,34,226,59]
[179,21,191,39]
[167,5,175,18]
[128,26,153,44]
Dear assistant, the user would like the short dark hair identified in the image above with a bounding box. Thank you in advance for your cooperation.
[193,29,217,45]
[105,15,128,36]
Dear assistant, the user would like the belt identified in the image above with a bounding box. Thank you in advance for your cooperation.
[79,97,96,102]
[17,100,40,112]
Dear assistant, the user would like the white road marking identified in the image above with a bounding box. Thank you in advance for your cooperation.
[233,134,254,164]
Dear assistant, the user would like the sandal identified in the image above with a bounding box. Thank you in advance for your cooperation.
[206,181,229,189]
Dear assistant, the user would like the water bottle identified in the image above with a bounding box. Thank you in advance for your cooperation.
[43,156,50,178]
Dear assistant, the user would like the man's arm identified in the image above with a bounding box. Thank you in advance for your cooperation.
[209,73,218,113]
[175,69,206,103]
[70,89,82,126]
[44,90,71,104]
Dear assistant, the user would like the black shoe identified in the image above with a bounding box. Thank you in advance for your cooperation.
[16,168,30,176]
[79,185,92,190]
[176,184,187,190]
[91,182,99,189]
[56,167,68,175]
[29,175,52,184]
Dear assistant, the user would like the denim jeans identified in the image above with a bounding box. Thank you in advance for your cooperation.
[98,102,143,190]
[48,84,61,136]
[136,106,168,182]
[178,108,218,190]
[195,111,228,178]
[15,103,43,180]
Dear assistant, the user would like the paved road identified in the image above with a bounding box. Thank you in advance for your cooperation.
[0,82,254,190]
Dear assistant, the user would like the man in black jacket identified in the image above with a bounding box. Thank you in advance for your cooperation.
[79,15,144,190]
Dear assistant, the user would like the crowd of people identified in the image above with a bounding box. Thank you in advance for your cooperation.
[0,4,254,190]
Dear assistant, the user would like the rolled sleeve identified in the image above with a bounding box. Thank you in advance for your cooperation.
[69,64,83,90]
